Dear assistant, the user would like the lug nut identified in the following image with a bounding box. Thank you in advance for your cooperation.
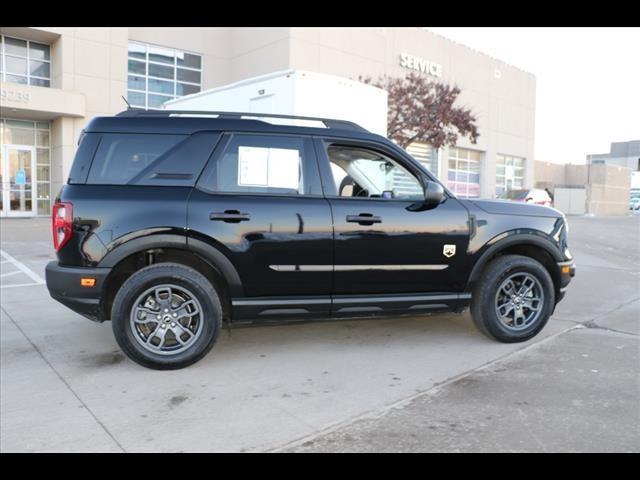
[164,308,169,313]
[156,315,161,320]
[173,313,177,317]
[171,322,176,327]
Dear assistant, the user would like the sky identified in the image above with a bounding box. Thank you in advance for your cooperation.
[426,27,640,164]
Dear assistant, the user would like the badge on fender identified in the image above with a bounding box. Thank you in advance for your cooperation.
[443,244,456,258]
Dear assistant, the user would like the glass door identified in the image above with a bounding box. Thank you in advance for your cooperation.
[1,145,37,217]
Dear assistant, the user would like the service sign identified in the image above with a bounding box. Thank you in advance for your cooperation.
[399,53,443,78]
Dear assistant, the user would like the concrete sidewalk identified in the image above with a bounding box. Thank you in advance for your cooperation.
[284,323,639,452]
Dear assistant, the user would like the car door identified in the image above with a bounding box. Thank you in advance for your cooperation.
[314,137,470,301]
[188,132,333,318]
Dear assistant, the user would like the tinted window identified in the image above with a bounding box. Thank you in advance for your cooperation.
[201,135,316,195]
[68,132,101,184]
[87,134,186,185]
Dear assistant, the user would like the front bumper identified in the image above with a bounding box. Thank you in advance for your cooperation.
[556,260,576,303]
[45,261,111,322]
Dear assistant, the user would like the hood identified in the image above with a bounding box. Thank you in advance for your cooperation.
[462,198,563,218]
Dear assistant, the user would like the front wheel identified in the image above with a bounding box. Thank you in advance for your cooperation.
[471,254,555,343]
[111,263,222,370]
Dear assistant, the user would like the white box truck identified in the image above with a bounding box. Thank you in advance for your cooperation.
[163,70,389,136]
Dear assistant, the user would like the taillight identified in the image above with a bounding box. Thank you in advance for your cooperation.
[52,201,73,252]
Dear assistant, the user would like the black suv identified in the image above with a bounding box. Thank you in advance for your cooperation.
[46,110,575,369]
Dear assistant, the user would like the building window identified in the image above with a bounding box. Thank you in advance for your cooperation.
[0,119,51,215]
[447,147,482,198]
[127,42,202,110]
[495,154,525,196]
[1,35,51,87]
[406,142,439,177]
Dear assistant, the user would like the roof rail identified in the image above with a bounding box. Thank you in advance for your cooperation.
[115,109,369,133]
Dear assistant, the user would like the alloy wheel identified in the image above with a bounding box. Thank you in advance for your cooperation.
[130,284,203,355]
[494,272,545,331]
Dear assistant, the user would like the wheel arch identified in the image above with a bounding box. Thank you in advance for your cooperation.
[466,232,562,298]
[99,234,243,321]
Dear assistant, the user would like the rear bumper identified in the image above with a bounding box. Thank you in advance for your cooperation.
[45,261,110,322]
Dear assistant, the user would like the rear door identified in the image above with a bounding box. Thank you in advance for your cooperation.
[188,133,333,317]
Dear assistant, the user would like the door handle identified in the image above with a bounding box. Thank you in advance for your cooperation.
[346,213,382,225]
[209,210,251,223]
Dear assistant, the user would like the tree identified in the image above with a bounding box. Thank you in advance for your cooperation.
[361,72,479,149]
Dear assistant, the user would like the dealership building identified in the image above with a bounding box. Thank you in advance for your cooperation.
[0,27,536,217]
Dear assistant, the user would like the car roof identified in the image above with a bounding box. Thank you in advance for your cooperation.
[79,110,452,194]
[83,110,386,144]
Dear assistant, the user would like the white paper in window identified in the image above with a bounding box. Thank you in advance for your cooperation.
[238,146,269,186]
[237,146,300,190]
[266,148,299,189]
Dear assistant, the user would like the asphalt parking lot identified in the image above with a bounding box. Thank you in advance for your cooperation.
[1,214,639,452]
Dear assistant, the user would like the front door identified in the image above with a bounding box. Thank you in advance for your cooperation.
[1,145,37,217]
[315,138,470,296]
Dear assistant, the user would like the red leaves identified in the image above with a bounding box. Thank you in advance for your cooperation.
[361,72,479,149]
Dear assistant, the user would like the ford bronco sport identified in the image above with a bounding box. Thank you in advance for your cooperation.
[46,110,575,369]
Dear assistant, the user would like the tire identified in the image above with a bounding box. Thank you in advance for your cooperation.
[111,263,222,370]
[470,254,555,343]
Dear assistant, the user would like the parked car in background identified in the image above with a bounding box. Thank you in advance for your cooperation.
[500,188,553,207]
[630,196,640,210]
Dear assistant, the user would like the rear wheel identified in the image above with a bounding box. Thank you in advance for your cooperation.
[471,255,555,343]
[111,263,222,369]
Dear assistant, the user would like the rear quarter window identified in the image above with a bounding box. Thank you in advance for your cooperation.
[68,132,101,184]
[87,133,186,185]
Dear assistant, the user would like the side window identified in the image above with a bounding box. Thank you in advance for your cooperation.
[68,132,101,184]
[201,134,316,195]
[327,145,424,200]
[87,134,186,185]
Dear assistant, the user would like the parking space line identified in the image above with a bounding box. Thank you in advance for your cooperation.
[0,249,45,285]
[1,270,23,278]
[1,282,47,289]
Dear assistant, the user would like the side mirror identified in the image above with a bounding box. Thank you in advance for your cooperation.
[423,180,445,206]
[407,176,445,211]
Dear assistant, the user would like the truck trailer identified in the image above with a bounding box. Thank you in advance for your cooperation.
[163,70,389,136]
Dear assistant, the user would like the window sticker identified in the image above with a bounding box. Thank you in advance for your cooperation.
[238,146,269,186]
[238,146,300,190]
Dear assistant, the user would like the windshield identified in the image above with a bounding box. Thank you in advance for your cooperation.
[500,189,529,200]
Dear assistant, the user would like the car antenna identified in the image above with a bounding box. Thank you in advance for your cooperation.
[122,95,132,110]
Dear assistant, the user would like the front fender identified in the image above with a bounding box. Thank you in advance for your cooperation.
[465,229,564,292]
